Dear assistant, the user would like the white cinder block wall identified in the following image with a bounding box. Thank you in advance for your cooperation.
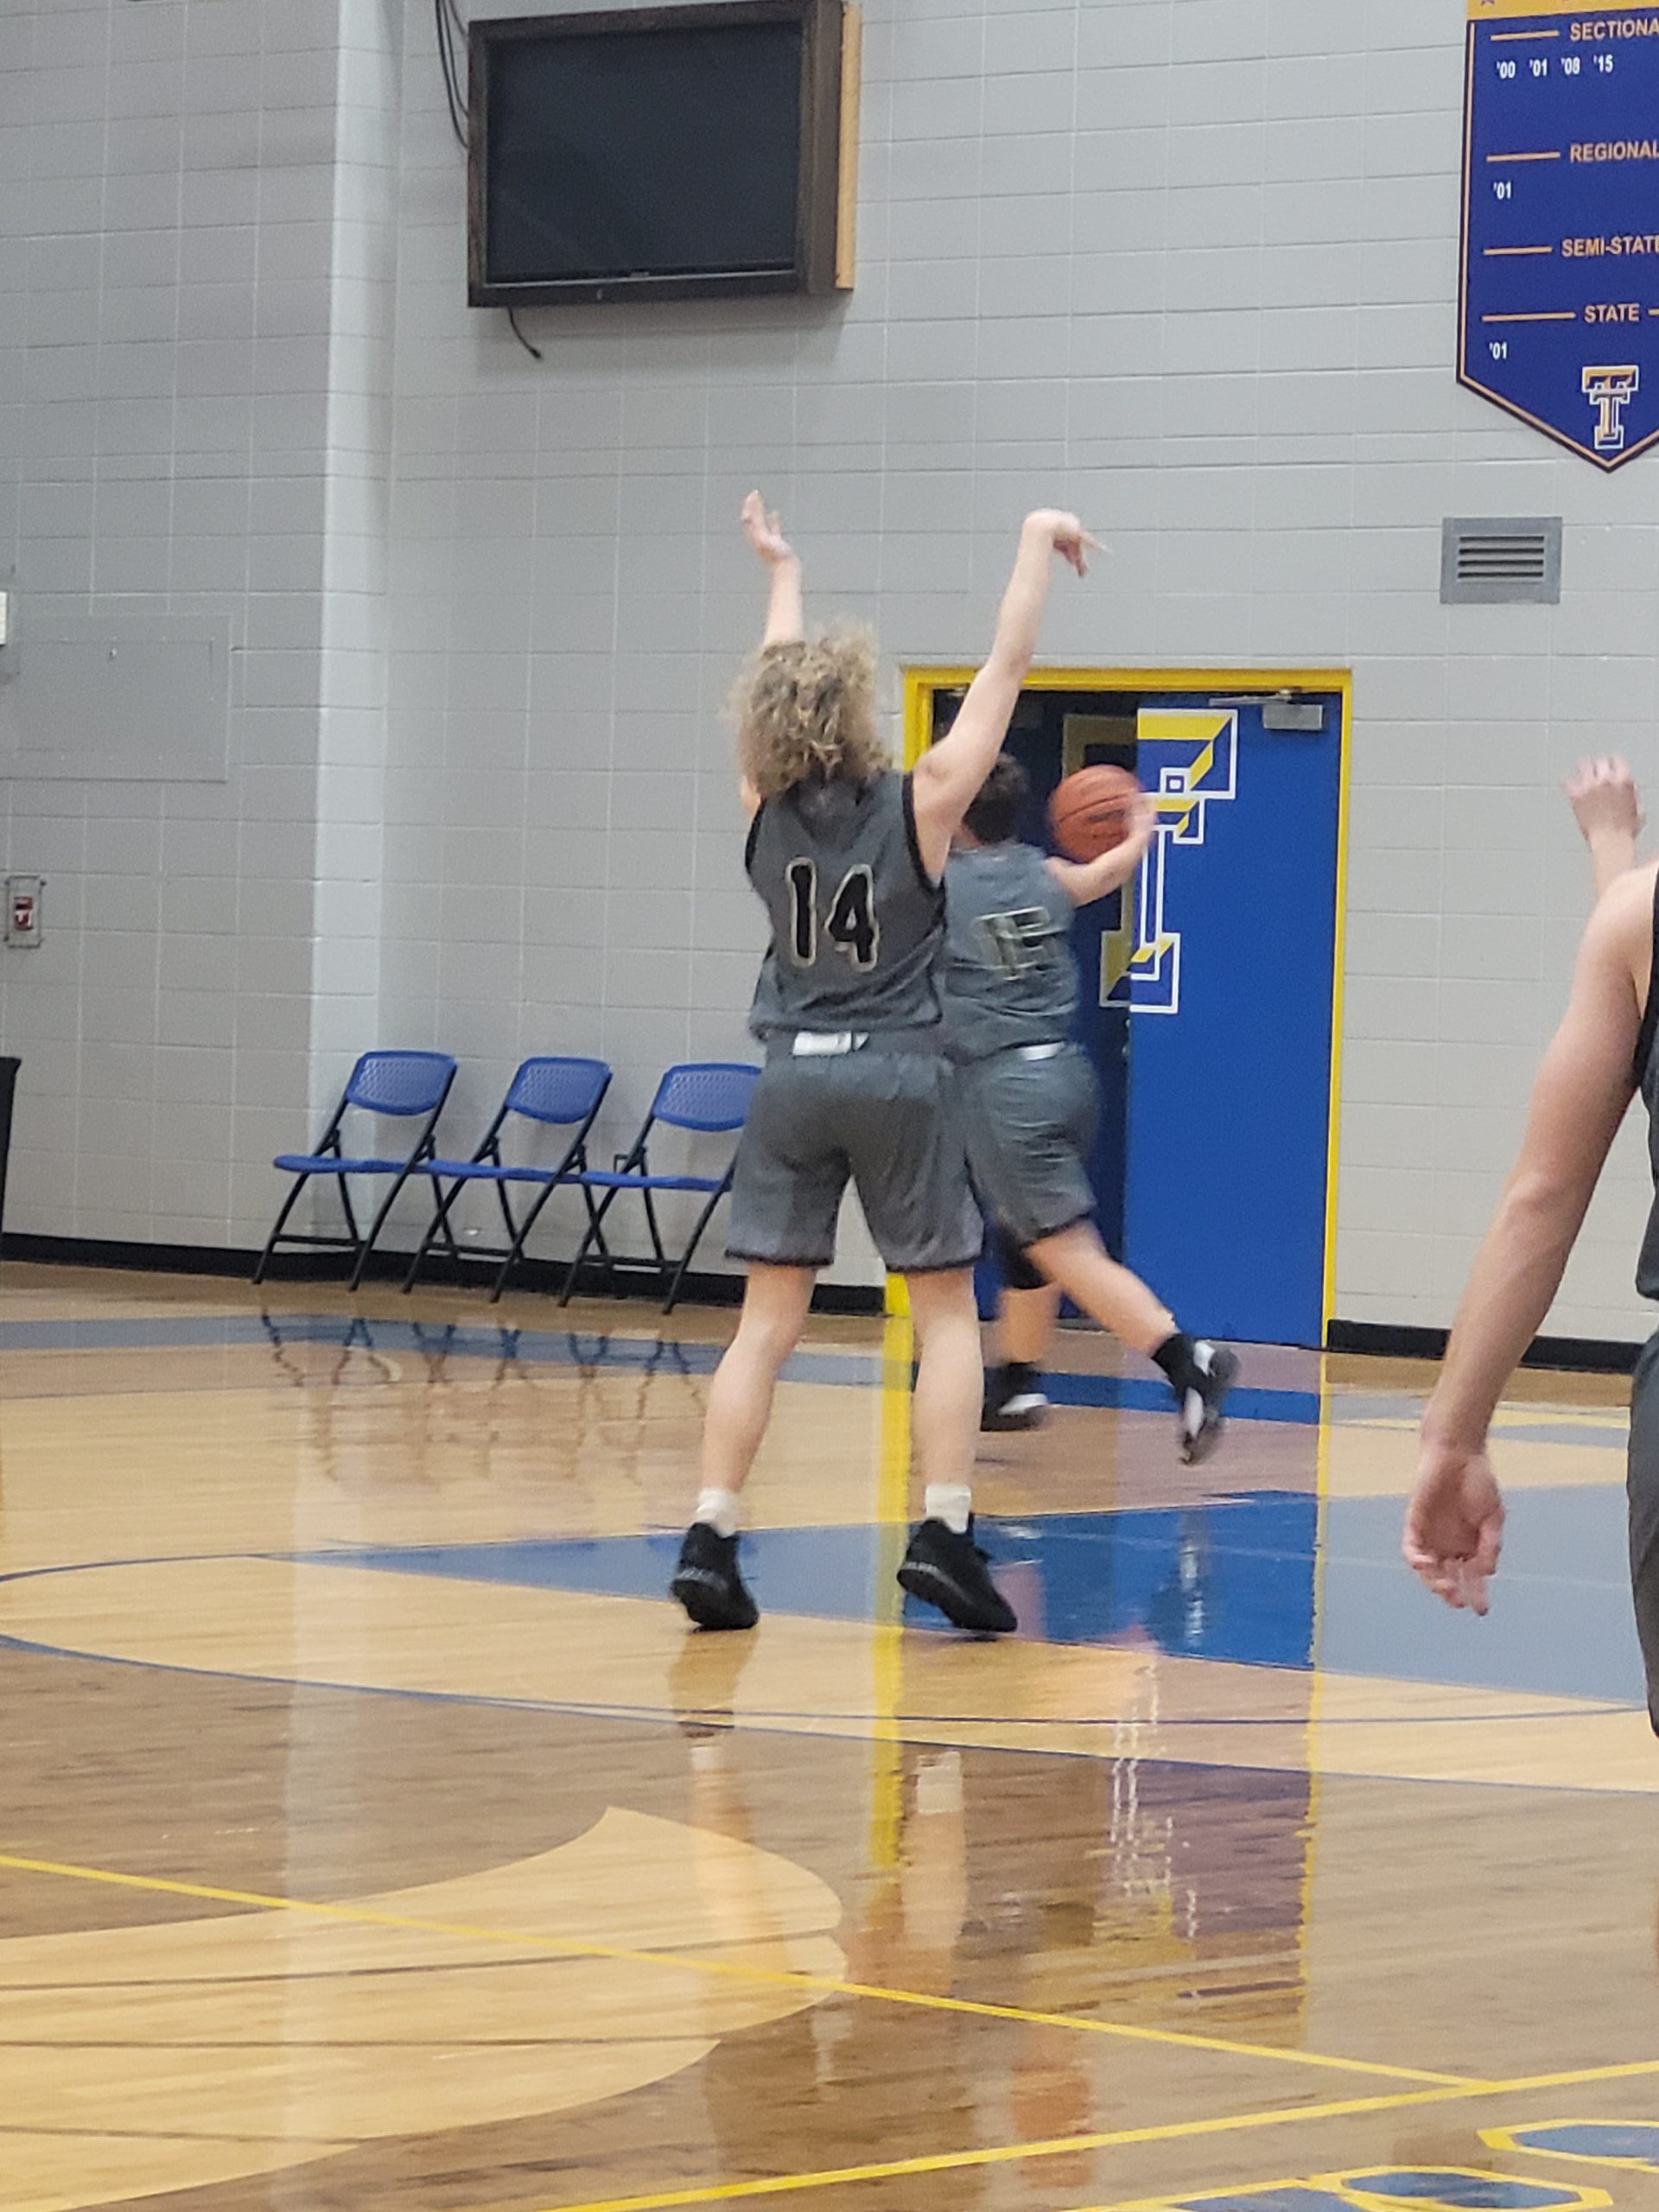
[2,0,1656,1338]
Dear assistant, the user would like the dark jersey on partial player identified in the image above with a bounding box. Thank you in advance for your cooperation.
[940,841,1077,1061]
[1636,868,1659,1298]
[745,772,945,1039]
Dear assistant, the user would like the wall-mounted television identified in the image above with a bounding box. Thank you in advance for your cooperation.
[467,0,849,308]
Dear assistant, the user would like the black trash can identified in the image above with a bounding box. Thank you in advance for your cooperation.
[0,1058,19,1254]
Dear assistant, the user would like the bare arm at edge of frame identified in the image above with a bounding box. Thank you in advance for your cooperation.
[1403,864,1652,1615]
[910,511,1097,880]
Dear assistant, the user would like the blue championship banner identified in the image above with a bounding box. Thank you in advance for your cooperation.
[1461,0,1659,467]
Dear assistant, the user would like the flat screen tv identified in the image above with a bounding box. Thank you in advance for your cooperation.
[467,0,847,308]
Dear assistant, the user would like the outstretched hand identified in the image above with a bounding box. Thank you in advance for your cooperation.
[1567,756,1643,847]
[1024,509,1103,578]
[1402,1439,1505,1616]
[741,490,796,568]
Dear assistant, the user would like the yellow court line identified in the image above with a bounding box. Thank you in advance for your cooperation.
[537,2063,1659,2212]
[0,1847,1469,2088]
[866,1313,912,1872]
[536,2086,1492,2212]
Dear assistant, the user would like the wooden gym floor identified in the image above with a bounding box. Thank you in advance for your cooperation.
[2,1262,1658,2212]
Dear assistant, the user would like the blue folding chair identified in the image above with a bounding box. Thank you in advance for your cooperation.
[254,1050,457,1291]
[557,1062,760,1314]
[401,1056,613,1302]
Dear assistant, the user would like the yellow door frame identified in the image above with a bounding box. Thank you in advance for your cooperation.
[898,664,1354,1341]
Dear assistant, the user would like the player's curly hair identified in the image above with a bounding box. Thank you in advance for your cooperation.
[731,628,889,799]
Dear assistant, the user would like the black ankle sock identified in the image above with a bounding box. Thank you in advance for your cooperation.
[1002,1359,1039,1395]
[1153,1332,1205,1394]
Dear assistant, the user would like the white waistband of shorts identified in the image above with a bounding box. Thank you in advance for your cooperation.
[791,1031,869,1057]
[1016,1041,1068,1061]
[767,1027,944,1060]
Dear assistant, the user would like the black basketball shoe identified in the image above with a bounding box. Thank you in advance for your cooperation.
[1179,1344,1239,1466]
[671,1522,759,1632]
[982,1363,1050,1433]
[898,1518,1017,1636]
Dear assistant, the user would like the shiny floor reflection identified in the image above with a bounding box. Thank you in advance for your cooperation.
[0,1265,1656,2212]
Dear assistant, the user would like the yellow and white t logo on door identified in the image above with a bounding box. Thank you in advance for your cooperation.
[1102,709,1238,1018]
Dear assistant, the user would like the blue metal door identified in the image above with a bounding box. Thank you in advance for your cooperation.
[1113,699,1343,1346]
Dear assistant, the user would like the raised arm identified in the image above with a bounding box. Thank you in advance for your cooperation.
[910,510,1096,879]
[1047,798,1155,906]
[1567,756,1643,899]
[742,490,804,646]
[1404,866,1650,1614]
[735,492,804,816]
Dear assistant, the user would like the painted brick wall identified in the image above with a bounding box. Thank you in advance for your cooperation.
[3,0,1656,1337]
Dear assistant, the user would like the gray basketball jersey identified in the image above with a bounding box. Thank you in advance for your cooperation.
[746,772,945,1038]
[941,841,1077,1060]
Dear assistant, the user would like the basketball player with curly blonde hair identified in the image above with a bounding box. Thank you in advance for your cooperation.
[672,493,1092,1638]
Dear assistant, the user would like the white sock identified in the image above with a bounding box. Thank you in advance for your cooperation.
[925,1484,973,1535]
[694,1488,741,1540]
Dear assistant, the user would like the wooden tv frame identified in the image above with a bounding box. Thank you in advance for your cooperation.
[467,0,854,308]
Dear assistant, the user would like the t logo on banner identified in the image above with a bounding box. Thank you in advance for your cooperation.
[1584,364,1640,451]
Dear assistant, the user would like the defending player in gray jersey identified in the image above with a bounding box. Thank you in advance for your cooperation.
[941,754,1238,1463]
[672,493,1096,1641]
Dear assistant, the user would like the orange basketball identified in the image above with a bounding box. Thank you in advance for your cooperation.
[1048,765,1142,862]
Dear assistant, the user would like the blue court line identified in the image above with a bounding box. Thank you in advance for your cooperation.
[0,1310,1351,1429]
[0,1311,1632,1444]
[0,1539,1648,1778]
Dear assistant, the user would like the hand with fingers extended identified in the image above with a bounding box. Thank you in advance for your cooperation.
[1022,508,1102,579]
[1567,755,1644,849]
[741,489,797,569]
[1402,1438,1505,1616]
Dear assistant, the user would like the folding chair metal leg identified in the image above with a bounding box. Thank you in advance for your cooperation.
[253,1173,311,1285]
[403,1178,464,1294]
[581,1181,613,1265]
[663,1185,731,1315]
[348,1166,420,1293]
[435,1200,467,1268]
[337,1171,363,1254]
[492,1176,518,1248]
[487,1179,562,1304]
[558,1185,626,1306]
[641,1192,671,1293]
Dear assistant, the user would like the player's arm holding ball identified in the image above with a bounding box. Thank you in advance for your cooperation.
[911,510,1096,880]
[1048,795,1155,907]
[735,490,805,820]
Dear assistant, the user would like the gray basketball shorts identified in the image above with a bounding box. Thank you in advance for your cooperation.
[957,1042,1099,1251]
[1627,1331,1659,1732]
[727,1041,982,1274]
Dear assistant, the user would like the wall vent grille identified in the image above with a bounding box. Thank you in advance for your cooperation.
[1441,517,1562,604]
